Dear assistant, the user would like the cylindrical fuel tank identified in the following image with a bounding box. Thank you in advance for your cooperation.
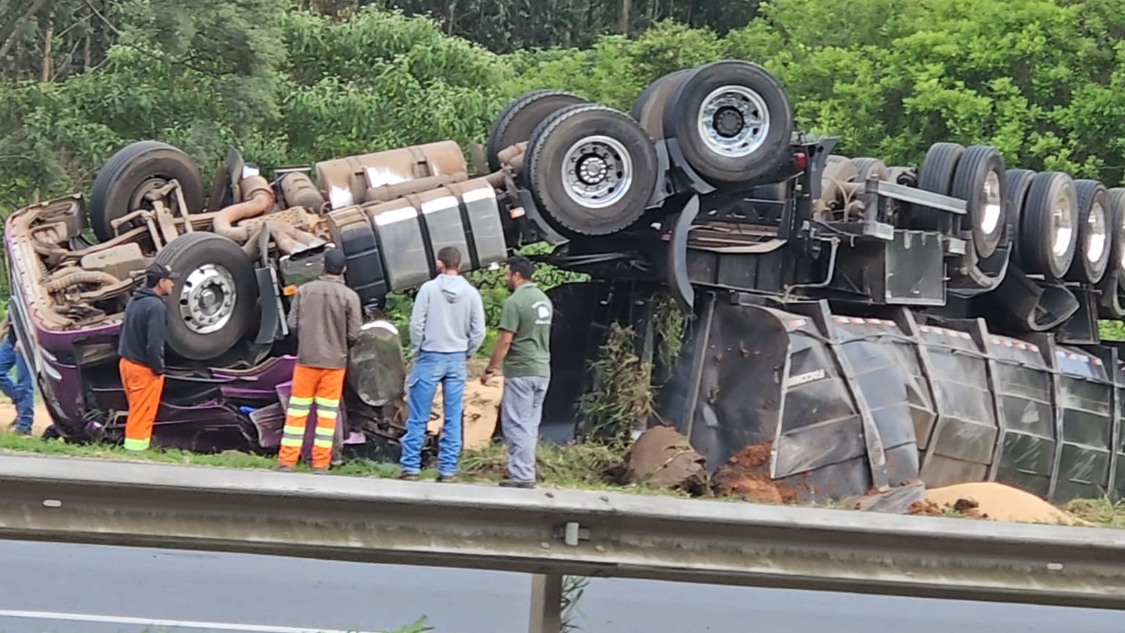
[315,141,468,210]
[362,176,507,292]
[279,172,325,213]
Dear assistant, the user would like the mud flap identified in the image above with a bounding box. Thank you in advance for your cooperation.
[982,263,1078,332]
[254,266,285,345]
[665,195,699,312]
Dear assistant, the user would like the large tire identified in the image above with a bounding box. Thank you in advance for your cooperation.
[915,142,965,230]
[89,141,205,243]
[525,104,659,236]
[849,157,890,183]
[1068,180,1111,284]
[1107,188,1125,291]
[1020,171,1078,279]
[661,60,793,184]
[951,145,1007,259]
[630,69,693,140]
[1005,169,1036,264]
[486,90,588,172]
[154,232,259,361]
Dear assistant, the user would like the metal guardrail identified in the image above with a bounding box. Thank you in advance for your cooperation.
[1,454,1124,632]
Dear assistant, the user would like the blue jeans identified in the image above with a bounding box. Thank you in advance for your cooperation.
[0,338,33,433]
[400,351,466,476]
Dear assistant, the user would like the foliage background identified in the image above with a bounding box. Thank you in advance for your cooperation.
[5,0,1125,340]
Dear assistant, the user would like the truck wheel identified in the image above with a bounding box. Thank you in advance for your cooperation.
[661,60,793,184]
[1107,188,1125,291]
[951,146,1007,260]
[1020,171,1078,279]
[526,104,659,236]
[916,142,965,231]
[155,232,259,361]
[631,69,693,139]
[1005,169,1036,264]
[89,141,205,243]
[486,90,588,172]
[849,157,890,183]
[1068,180,1111,284]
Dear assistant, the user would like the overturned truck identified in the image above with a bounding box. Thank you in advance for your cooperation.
[7,60,1125,504]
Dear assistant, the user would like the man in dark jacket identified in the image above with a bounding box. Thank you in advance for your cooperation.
[118,262,177,452]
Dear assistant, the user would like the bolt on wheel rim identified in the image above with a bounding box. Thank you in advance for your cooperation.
[178,264,237,335]
[979,170,1003,238]
[1051,188,1075,260]
[1086,202,1109,265]
[697,85,770,159]
[561,135,633,209]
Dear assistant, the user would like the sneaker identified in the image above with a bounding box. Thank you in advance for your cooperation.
[499,478,536,489]
[273,464,294,473]
[14,427,31,436]
[312,468,329,476]
[396,471,419,481]
[437,474,456,483]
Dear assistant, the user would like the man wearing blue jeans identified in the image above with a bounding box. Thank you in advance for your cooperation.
[1,311,34,435]
[399,246,486,482]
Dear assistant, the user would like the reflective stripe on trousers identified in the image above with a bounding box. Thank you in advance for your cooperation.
[119,358,165,452]
[277,364,346,470]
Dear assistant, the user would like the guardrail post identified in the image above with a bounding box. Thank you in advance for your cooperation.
[528,573,563,633]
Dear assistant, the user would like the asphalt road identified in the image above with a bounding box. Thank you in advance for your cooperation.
[0,539,1119,633]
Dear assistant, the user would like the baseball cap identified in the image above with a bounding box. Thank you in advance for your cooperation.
[324,248,347,275]
[145,262,179,281]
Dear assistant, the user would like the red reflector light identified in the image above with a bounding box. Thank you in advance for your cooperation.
[793,152,808,170]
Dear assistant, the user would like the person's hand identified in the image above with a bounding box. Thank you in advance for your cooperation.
[481,367,495,385]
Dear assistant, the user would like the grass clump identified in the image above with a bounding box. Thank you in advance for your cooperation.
[577,323,654,446]
[1065,497,1125,528]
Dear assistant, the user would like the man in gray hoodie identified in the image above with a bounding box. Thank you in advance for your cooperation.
[399,246,486,481]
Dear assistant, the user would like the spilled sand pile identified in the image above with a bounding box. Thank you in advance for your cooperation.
[915,482,1086,526]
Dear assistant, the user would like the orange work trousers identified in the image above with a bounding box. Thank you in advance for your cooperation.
[278,364,345,470]
[119,358,165,451]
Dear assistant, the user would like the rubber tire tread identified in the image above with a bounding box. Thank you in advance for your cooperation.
[525,103,659,236]
[1004,169,1036,266]
[915,142,965,230]
[630,69,694,140]
[951,145,1007,259]
[486,90,587,172]
[1107,188,1125,292]
[154,232,259,362]
[849,157,889,183]
[88,141,204,243]
[661,60,793,184]
[1069,179,1111,284]
[1020,171,1078,279]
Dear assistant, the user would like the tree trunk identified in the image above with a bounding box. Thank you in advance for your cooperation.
[0,0,48,64]
[82,3,92,69]
[40,11,54,83]
[619,0,631,35]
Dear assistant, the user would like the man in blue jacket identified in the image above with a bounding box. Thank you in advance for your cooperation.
[398,246,486,482]
[118,262,177,452]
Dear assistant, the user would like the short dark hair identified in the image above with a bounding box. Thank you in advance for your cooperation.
[507,255,533,281]
[438,246,462,270]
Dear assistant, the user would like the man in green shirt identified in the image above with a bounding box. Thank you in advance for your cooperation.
[482,256,552,488]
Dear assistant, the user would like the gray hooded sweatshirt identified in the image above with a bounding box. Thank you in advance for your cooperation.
[409,273,486,357]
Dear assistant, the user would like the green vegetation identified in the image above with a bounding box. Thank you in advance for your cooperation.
[1066,497,1125,528]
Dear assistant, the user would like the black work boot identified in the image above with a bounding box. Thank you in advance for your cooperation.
[499,478,536,489]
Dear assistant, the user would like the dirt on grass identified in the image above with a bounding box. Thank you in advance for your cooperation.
[711,441,800,504]
[425,358,503,450]
[914,482,1087,525]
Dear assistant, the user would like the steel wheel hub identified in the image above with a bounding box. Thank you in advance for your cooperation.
[980,171,1002,237]
[1086,202,1108,264]
[178,264,237,335]
[1051,189,1075,259]
[698,85,770,158]
[561,135,633,209]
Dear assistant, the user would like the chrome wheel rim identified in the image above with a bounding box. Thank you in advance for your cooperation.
[697,85,770,159]
[178,264,237,335]
[561,135,633,209]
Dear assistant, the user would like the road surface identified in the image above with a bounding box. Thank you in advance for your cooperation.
[0,540,1118,633]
